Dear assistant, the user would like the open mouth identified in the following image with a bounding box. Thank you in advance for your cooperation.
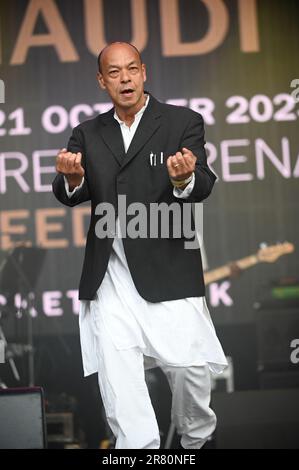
[120,88,134,97]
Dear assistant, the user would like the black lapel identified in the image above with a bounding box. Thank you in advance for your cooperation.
[121,95,162,169]
[100,109,125,166]
[98,94,162,168]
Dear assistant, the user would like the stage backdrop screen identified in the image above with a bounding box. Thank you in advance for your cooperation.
[0,0,298,336]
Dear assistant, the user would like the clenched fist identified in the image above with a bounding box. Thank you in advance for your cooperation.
[167,147,196,181]
[56,148,85,190]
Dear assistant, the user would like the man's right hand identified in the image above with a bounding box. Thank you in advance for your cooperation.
[56,148,85,191]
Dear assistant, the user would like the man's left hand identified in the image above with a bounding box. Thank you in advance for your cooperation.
[167,147,196,181]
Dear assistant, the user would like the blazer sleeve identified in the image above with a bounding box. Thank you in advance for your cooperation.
[179,113,217,203]
[52,126,91,207]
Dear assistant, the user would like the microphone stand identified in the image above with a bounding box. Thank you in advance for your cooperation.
[8,251,36,387]
[0,319,21,385]
[0,248,21,385]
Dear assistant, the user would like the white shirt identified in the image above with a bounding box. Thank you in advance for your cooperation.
[65,95,227,376]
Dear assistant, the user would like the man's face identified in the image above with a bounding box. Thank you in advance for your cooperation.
[97,44,146,110]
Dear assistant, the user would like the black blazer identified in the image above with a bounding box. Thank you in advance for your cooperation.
[52,94,216,301]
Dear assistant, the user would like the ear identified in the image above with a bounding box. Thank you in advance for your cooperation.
[97,71,106,90]
[141,63,147,83]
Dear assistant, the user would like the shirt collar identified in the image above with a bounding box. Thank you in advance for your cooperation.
[114,94,150,125]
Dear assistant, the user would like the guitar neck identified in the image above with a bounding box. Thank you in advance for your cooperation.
[204,255,259,285]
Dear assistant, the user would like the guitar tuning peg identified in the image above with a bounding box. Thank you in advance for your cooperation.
[259,242,267,249]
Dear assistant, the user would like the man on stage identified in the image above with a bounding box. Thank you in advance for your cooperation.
[53,42,227,449]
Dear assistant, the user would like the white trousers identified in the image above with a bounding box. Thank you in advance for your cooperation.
[94,321,217,449]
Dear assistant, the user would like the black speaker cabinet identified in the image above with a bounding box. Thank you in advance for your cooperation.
[0,387,47,449]
[259,370,299,389]
[256,308,299,370]
[212,389,299,449]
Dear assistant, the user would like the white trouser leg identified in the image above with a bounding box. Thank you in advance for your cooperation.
[159,363,216,449]
[94,324,160,449]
